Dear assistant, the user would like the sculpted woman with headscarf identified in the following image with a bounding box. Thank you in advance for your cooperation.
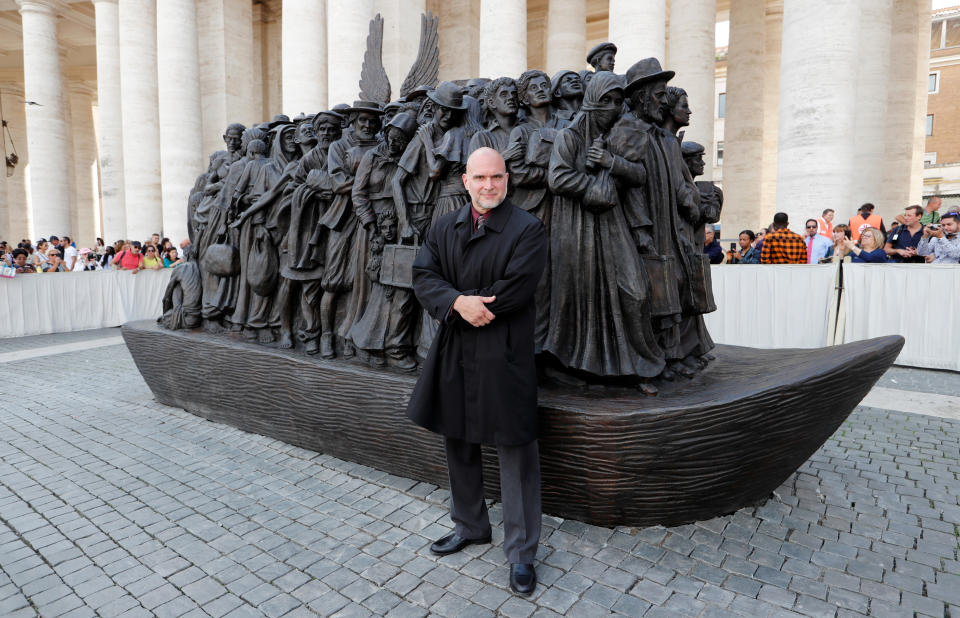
[545,71,664,394]
[230,122,299,343]
[195,126,265,332]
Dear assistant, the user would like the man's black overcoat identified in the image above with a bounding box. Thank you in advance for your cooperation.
[406,199,547,446]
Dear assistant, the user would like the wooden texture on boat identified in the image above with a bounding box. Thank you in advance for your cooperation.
[122,320,903,527]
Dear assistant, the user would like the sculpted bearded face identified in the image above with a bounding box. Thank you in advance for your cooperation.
[632,80,667,123]
[417,99,434,125]
[354,112,381,140]
[523,76,552,108]
[314,118,340,147]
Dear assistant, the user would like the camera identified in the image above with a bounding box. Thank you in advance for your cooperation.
[929,224,941,230]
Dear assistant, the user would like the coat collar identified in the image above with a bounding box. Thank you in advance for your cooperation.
[454,199,513,234]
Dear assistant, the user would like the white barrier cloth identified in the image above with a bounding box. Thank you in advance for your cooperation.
[842,263,960,371]
[0,269,171,339]
[705,264,837,350]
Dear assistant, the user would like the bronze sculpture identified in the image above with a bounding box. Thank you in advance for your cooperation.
[137,13,905,532]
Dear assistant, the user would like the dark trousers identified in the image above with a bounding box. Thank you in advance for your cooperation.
[444,437,541,564]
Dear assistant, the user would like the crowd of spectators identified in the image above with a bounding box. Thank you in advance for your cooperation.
[713,197,960,265]
[1,233,190,276]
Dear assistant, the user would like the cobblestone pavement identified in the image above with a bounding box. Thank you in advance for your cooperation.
[1,335,958,617]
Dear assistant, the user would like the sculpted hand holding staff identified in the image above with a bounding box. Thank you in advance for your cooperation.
[406,147,547,595]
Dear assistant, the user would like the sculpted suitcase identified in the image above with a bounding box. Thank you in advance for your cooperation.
[380,243,419,289]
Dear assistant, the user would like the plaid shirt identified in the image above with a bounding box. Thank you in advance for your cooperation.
[761,228,807,264]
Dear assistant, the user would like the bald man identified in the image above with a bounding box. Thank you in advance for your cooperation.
[406,148,547,595]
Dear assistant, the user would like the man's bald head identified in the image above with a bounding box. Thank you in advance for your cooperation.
[463,147,509,212]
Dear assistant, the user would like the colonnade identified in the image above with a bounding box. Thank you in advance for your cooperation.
[5,0,932,246]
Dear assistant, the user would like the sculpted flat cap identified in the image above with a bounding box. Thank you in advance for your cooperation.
[586,42,617,65]
[426,81,467,110]
[681,141,706,157]
[624,57,675,92]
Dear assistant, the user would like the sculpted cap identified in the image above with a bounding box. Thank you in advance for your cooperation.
[586,42,617,66]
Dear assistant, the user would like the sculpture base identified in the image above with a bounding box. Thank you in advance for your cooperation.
[122,320,902,528]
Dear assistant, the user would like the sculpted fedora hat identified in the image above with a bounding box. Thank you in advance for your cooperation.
[426,81,467,110]
[624,57,676,93]
[406,84,434,100]
[345,100,385,115]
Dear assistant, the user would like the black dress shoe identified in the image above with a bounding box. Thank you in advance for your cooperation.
[429,532,491,556]
[510,563,536,595]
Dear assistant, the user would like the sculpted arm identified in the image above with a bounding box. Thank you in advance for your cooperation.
[352,151,377,228]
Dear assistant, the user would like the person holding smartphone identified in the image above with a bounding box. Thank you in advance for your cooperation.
[917,211,960,263]
[727,230,760,264]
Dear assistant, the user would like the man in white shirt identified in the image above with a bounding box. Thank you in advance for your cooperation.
[62,236,79,271]
[804,219,832,264]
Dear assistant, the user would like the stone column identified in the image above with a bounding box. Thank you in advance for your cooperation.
[283,0,327,115]
[378,0,426,100]
[609,0,665,65]
[198,0,256,156]
[852,0,893,219]
[720,0,764,236]
[92,0,126,241]
[260,1,283,116]
[478,0,526,79]
[17,0,71,238]
[157,0,204,244]
[429,0,479,81]
[775,0,860,229]
[759,0,783,225]
[118,0,162,240]
[0,85,30,241]
[667,0,716,178]
[69,82,101,247]
[327,0,375,106]
[546,0,585,75]
[911,0,932,205]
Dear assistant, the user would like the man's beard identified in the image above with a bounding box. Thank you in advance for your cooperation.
[475,194,506,209]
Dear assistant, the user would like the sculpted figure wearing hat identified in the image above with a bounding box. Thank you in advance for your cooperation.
[544,71,664,391]
[607,58,715,380]
[395,81,472,357]
[586,42,617,72]
[309,101,384,359]
[347,112,420,370]
[551,70,583,122]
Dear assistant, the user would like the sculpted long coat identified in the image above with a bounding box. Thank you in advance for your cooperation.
[406,200,547,446]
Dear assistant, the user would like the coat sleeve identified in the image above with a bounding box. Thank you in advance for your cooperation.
[352,150,376,227]
[327,140,354,195]
[479,218,547,316]
[412,226,462,321]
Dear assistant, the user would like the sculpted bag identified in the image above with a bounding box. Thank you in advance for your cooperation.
[380,237,418,290]
[684,253,717,314]
[640,255,681,317]
[202,243,239,277]
[247,227,278,296]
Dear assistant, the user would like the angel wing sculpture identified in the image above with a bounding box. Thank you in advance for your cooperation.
[399,12,440,98]
[358,14,391,104]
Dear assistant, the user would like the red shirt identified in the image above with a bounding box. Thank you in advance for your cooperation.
[116,250,144,270]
